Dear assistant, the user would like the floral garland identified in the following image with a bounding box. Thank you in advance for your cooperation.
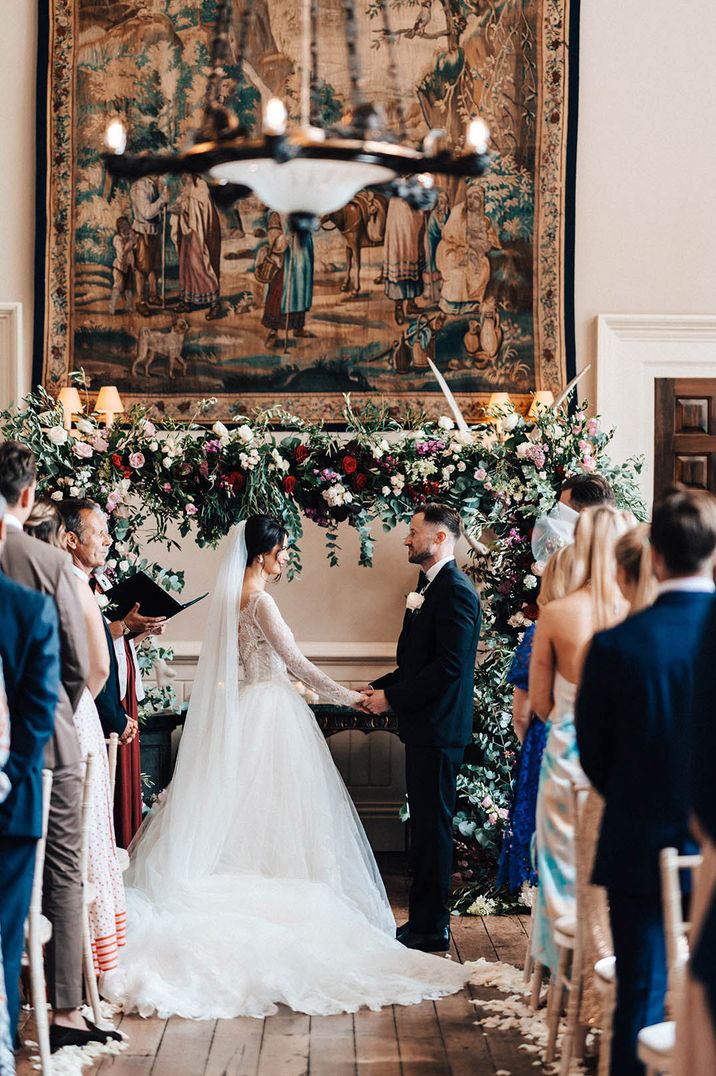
[0,389,644,910]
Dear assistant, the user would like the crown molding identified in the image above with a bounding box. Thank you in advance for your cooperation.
[169,641,396,665]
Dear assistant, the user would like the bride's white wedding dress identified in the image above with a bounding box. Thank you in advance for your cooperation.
[103,524,472,1019]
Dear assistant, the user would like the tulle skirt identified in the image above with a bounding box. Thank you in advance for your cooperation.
[102,679,471,1019]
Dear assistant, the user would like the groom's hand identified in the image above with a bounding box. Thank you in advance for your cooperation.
[361,689,390,715]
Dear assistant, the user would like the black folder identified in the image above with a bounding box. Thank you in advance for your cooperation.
[103,570,208,621]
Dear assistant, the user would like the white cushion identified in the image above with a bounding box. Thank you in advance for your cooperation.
[637,1020,675,1061]
[553,914,576,948]
[594,955,616,985]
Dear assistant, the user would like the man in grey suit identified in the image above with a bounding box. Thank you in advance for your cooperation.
[0,442,120,1050]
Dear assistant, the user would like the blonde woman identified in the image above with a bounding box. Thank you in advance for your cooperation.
[529,506,633,973]
[615,523,657,613]
[497,546,576,893]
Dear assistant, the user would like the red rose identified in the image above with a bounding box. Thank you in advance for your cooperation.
[522,603,540,622]
[282,475,297,494]
[294,444,309,463]
[111,453,124,470]
[225,470,245,491]
[353,472,368,491]
[342,455,357,474]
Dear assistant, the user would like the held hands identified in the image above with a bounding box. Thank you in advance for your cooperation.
[359,688,391,715]
[120,717,138,745]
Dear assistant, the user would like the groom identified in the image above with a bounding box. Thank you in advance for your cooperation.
[362,503,481,951]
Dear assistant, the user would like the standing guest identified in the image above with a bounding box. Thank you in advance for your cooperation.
[577,488,716,1076]
[0,443,120,1052]
[0,490,60,1055]
[674,595,716,1075]
[362,504,481,951]
[497,545,575,892]
[59,500,165,845]
[615,523,658,613]
[38,501,127,975]
[530,506,632,974]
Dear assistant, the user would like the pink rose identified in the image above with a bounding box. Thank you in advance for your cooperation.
[72,441,93,459]
[474,468,487,481]
[141,419,156,437]
[582,456,597,471]
[129,452,145,469]
[488,812,498,826]
[481,795,492,808]
[163,482,172,492]
[185,503,198,516]
[498,807,509,820]
[106,494,120,513]
[90,434,109,453]
[586,417,599,436]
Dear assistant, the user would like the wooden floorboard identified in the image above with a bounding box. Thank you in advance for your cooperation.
[13,859,552,1076]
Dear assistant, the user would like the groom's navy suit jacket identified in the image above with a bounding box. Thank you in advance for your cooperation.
[372,560,481,748]
[0,571,60,839]
[576,590,714,896]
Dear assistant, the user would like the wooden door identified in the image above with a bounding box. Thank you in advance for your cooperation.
[654,379,716,499]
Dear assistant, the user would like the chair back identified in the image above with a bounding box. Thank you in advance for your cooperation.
[80,753,96,882]
[30,770,54,916]
[659,846,702,1016]
[105,733,119,804]
[573,781,613,1026]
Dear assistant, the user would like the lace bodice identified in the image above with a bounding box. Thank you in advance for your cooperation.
[239,592,362,708]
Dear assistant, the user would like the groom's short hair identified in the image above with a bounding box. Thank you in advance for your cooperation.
[419,502,462,540]
[651,486,716,575]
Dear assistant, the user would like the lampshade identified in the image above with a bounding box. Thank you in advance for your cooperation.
[94,386,125,427]
[57,386,82,431]
[528,390,555,419]
[486,392,512,416]
[209,157,397,218]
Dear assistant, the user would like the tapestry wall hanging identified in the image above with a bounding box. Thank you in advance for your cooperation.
[36,0,579,425]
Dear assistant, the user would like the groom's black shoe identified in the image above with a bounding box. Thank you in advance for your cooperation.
[396,925,450,952]
[50,1020,122,1053]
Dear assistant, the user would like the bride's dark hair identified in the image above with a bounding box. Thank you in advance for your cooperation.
[245,514,288,568]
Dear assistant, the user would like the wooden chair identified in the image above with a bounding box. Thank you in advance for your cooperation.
[22,769,53,1074]
[80,753,103,1025]
[593,955,616,1076]
[636,846,702,1076]
[105,734,129,873]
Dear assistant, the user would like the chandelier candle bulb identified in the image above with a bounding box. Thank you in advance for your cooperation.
[417,173,434,189]
[105,118,127,155]
[466,116,490,155]
[264,97,288,136]
[422,129,447,157]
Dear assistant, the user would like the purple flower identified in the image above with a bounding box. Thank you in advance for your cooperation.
[204,439,222,454]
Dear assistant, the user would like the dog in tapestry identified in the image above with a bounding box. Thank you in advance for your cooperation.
[132,318,190,378]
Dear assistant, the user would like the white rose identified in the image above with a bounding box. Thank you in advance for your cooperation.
[405,591,425,612]
[119,560,130,573]
[212,421,229,440]
[499,412,519,433]
[549,424,564,440]
[162,458,172,469]
[523,574,537,590]
[343,490,353,504]
[149,440,159,451]
[438,416,455,431]
[76,417,93,435]
[47,425,68,446]
[457,461,466,472]
[516,442,531,458]
[69,486,80,497]
[237,424,254,443]
[381,486,390,495]
[50,490,63,501]
[95,593,109,610]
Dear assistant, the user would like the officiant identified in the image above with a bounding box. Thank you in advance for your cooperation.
[58,499,166,846]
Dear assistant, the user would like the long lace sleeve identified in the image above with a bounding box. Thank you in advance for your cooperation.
[254,593,362,708]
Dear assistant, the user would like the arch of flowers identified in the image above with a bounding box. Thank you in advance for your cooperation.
[0,389,643,912]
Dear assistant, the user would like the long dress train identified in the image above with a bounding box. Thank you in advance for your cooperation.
[103,590,471,1019]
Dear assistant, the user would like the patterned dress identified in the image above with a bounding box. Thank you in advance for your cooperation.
[72,689,126,972]
[0,660,15,1074]
[496,625,548,892]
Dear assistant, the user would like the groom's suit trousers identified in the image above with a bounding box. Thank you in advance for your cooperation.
[405,744,463,934]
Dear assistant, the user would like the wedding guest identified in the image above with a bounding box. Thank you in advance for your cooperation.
[530,505,632,974]
[59,499,165,846]
[364,504,481,952]
[0,489,60,1052]
[674,594,716,1075]
[615,523,658,613]
[577,487,716,1076]
[25,498,68,548]
[37,500,127,974]
[497,545,576,893]
[531,473,616,567]
[0,655,12,1073]
[0,443,119,1051]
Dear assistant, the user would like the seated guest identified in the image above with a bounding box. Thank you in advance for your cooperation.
[530,506,632,975]
[674,594,716,1075]
[39,500,127,976]
[577,487,716,1076]
[0,491,60,1050]
[0,442,120,1051]
[615,524,658,613]
[497,546,575,892]
[25,498,68,548]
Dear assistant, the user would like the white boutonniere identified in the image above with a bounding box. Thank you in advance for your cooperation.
[95,592,109,610]
[406,591,425,613]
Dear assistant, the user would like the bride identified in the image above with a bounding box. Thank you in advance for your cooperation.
[102,516,473,1019]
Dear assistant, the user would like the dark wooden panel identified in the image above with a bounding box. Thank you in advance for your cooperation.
[654,378,716,498]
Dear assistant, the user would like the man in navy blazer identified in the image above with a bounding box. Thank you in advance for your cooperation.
[0,492,61,1043]
[577,487,716,1075]
[363,503,481,951]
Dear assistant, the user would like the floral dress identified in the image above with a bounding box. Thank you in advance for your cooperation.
[496,625,548,892]
[0,658,15,1074]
